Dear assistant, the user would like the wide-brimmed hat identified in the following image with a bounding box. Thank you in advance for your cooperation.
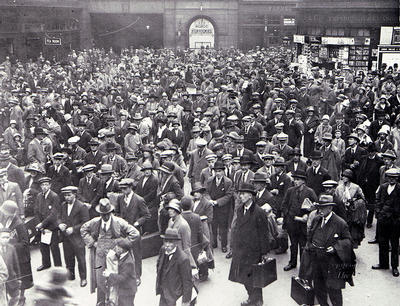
[191,182,206,195]
[240,155,253,165]
[316,194,336,207]
[238,182,256,195]
[99,164,114,174]
[251,172,269,183]
[160,228,181,240]
[26,162,44,174]
[95,198,114,214]
[347,133,360,142]
[292,170,307,180]
[273,157,286,167]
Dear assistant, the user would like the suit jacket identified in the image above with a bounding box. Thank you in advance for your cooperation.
[102,155,127,178]
[374,139,394,153]
[58,199,89,247]
[193,197,213,223]
[0,181,23,215]
[77,131,92,152]
[254,188,276,208]
[286,160,308,175]
[342,145,367,178]
[78,176,102,210]
[243,125,260,152]
[47,165,71,194]
[60,123,75,145]
[135,174,159,210]
[156,246,192,304]
[2,216,30,264]
[168,214,195,267]
[34,190,61,231]
[306,166,331,196]
[270,172,292,199]
[108,252,137,296]
[233,169,255,190]
[188,148,213,183]
[7,163,26,191]
[115,192,151,229]
[272,144,293,161]
[163,129,185,148]
[181,211,205,260]
[84,150,106,171]
[375,182,400,222]
[282,185,318,228]
[200,167,214,186]
[160,175,184,200]
[284,119,303,148]
[206,176,234,209]
[99,177,120,198]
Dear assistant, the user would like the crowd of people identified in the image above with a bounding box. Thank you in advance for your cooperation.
[0,45,399,306]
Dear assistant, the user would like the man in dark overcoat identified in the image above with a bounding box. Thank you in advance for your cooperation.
[307,194,354,306]
[228,182,270,306]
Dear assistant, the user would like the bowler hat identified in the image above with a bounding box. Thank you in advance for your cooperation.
[212,160,225,170]
[161,228,181,240]
[310,151,323,159]
[95,198,114,214]
[238,182,256,195]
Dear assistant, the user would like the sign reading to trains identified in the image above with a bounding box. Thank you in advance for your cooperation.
[44,37,62,46]
[189,18,215,49]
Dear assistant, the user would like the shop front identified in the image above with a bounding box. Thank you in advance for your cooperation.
[378,26,400,69]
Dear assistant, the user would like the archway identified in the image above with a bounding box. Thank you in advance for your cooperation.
[188,17,215,49]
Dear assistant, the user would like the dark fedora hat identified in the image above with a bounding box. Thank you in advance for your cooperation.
[95,198,114,214]
[160,228,181,240]
[310,150,323,159]
[251,172,269,183]
[292,170,307,180]
[238,182,256,195]
[240,155,253,165]
[34,127,47,136]
[273,157,286,167]
[191,182,206,195]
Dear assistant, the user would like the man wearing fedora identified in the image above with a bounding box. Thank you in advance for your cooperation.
[206,160,234,253]
[34,177,62,271]
[116,178,151,277]
[136,161,160,233]
[98,164,120,198]
[286,147,307,176]
[81,198,140,304]
[228,182,270,306]
[57,186,89,287]
[373,168,400,277]
[0,168,23,217]
[282,170,317,271]
[320,132,342,181]
[306,150,331,196]
[306,194,353,306]
[102,142,127,179]
[84,139,106,171]
[158,161,184,200]
[342,133,367,184]
[156,228,193,306]
[27,127,47,164]
[188,138,213,188]
[270,157,292,217]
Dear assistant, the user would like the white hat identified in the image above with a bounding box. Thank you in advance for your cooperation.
[322,114,330,121]
[64,114,72,121]
[68,136,80,144]
[195,138,207,147]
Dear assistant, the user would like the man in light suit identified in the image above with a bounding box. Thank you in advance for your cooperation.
[0,168,23,216]
[115,178,151,279]
[57,186,89,287]
[156,228,193,306]
[188,138,213,188]
[27,127,47,164]
[0,152,25,191]
[206,161,234,253]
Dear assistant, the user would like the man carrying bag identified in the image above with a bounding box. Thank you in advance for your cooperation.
[228,182,272,306]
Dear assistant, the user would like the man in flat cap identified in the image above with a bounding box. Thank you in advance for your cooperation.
[46,152,71,195]
[78,164,102,219]
[34,176,62,271]
[57,186,89,287]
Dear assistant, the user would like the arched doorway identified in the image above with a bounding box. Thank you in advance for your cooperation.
[188,17,215,49]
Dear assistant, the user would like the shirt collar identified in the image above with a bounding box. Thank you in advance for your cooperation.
[165,246,177,256]
[324,211,333,223]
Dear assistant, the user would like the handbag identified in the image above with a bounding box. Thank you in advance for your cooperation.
[251,258,277,288]
[291,276,315,305]
[197,250,208,265]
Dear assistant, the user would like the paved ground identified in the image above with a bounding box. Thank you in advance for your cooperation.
[25,222,399,306]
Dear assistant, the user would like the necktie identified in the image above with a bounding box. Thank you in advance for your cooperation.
[103,223,107,232]
[321,218,326,228]
[257,191,261,199]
